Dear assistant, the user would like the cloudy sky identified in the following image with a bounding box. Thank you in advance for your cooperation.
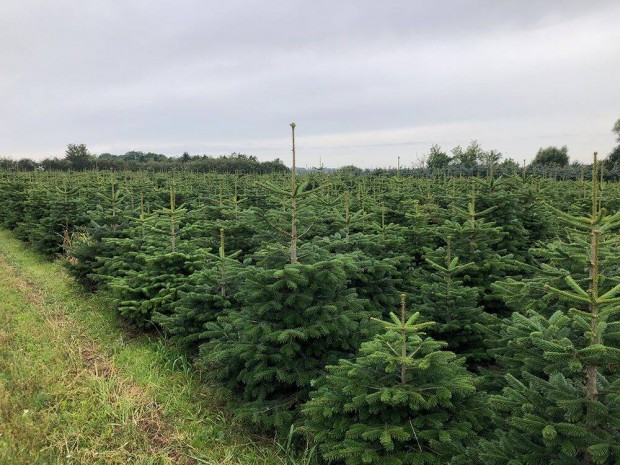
[1,0,619,167]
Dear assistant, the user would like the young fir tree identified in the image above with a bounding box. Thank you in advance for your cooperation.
[101,186,207,326]
[428,186,515,315]
[303,295,482,465]
[413,239,490,363]
[479,154,620,465]
[14,176,86,256]
[199,254,373,430]
[65,176,130,288]
[475,176,535,262]
[155,228,241,352]
[189,178,262,259]
[14,178,48,243]
[0,175,29,230]
[197,124,377,430]
[331,190,373,241]
[311,232,405,318]
[401,199,440,266]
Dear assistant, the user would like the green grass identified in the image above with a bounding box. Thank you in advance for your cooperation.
[0,229,300,465]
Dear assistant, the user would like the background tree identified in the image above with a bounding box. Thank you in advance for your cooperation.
[65,144,95,171]
[451,141,483,169]
[603,118,620,171]
[427,144,451,170]
[531,145,569,167]
[479,149,502,177]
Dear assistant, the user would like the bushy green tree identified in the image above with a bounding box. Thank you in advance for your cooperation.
[65,177,130,287]
[303,296,481,465]
[480,155,620,464]
[155,229,241,351]
[428,188,514,314]
[532,146,569,167]
[65,143,95,171]
[451,141,483,169]
[199,254,376,430]
[414,241,490,363]
[100,187,207,326]
[19,178,86,256]
[312,231,405,317]
[427,145,451,170]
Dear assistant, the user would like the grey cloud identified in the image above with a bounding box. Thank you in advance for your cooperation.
[0,0,618,166]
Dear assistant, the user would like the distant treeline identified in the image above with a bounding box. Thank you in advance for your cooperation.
[2,127,620,180]
[0,145,290,174]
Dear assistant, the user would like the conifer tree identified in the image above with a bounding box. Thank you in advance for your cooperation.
[23,177,86,256]
[0,175,29,230]
[65,176,130,287]
[475,176,537,261]
[155,228,241,351]
[101,185,207,326]
[401,199,440,265]
[413,240,490,363]
[428,186,515,314]
[199,253,374,430]
[314,231,404,317]
[480,153,620,464]
[303,295,481,465]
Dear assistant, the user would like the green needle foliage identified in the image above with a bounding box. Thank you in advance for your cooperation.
[199,254,376,431]
[65,176,130,287]
[414,240,491,363]
[155,228,242,351]
[303,295,481,465]
[480,154,620,465]
[101,186,208,326]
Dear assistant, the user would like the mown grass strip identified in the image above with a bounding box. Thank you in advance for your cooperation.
[0,229,283,465]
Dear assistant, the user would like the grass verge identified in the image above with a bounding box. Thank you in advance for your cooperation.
[0,229,289,465]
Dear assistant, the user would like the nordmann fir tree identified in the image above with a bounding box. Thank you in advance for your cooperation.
[311,231,404,318]
[413,238,491,363]
[198,124,377,430]
[18,174,86,256]
[155,228,241,352]
[303,294,482,465]
[0,174,29,230]
[479,153,620,465]
[401,198,439,266]
[65,175,130,288]
[102,184,207,326]
[429,185,514,315]
[475,175,535,262]
[13,177,48,243]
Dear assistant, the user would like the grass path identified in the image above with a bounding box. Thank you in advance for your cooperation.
[0,230,285,465]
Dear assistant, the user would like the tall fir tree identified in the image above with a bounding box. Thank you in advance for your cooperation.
[479,153,620,465]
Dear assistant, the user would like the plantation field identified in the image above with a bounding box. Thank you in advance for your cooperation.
[1,160,620,464]
[0,230,289,465]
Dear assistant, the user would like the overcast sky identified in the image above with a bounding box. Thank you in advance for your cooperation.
[1,0,619,167]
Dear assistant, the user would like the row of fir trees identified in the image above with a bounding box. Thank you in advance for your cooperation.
[1,140,620,464]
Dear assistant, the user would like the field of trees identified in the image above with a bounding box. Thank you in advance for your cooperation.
[1,131,620,463]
